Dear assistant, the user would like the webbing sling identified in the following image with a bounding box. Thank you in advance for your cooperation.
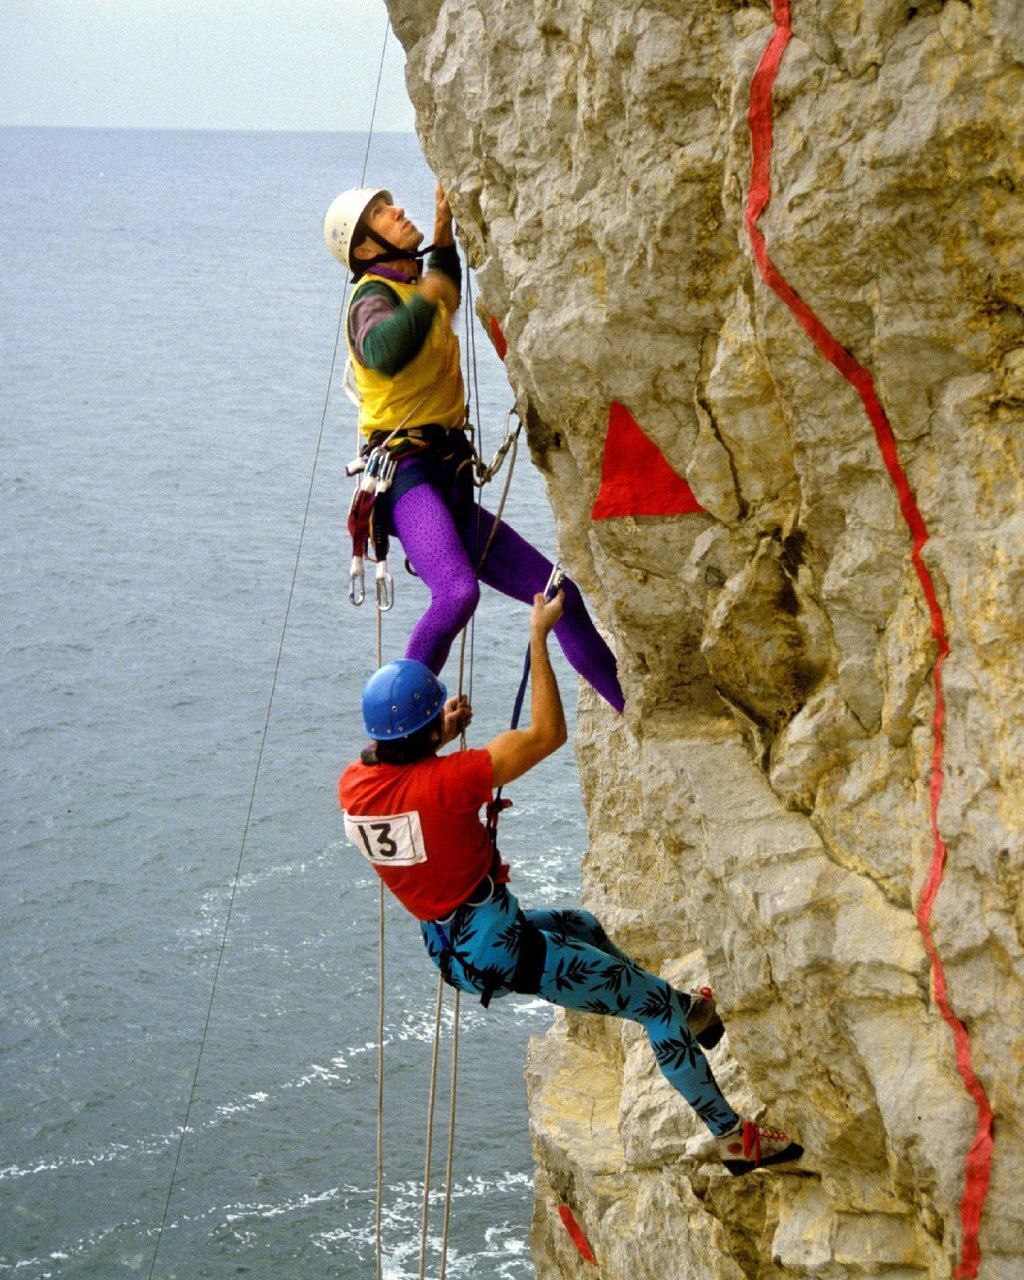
[485,562,565,848]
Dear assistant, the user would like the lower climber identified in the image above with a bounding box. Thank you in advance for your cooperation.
[339,590,803,1174]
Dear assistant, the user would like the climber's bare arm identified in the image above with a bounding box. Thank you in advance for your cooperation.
[487,593,567,787]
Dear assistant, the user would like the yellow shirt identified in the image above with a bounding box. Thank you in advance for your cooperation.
[346,272,466,438]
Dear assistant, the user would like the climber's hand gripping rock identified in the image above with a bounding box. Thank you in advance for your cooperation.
[420,183,459,313]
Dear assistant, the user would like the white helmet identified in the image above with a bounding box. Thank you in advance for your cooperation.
[323,187,392,270]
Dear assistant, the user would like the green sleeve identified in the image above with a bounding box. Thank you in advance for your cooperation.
[350,282,438,376]
[425,244,462,296]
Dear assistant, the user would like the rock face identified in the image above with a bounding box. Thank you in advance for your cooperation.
[386,1,1023,1275]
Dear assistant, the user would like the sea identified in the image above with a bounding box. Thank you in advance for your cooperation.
[0,127,589,1279]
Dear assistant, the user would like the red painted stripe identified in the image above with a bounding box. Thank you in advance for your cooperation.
[558,1204,597,1265]
[488,314,509,362]
[745,4,994,1275]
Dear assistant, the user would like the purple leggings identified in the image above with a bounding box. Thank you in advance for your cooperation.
[391,482,624,712]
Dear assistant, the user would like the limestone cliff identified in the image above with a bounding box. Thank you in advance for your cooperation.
[385,1,1023,1275]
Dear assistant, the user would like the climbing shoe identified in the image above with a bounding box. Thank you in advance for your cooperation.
[685,986,725,1050]
[717,1120,804,1175]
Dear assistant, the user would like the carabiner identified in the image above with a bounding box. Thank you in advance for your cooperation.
[348,555,366,606]
[375,452,397,495]
[364,448,382,485]
[375,559,394,613]
[543,561,564,600]
[478,408,522,483]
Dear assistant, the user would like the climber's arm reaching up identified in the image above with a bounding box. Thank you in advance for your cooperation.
[486,592,567,786]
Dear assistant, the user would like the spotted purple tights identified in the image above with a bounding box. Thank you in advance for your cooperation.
[390,481,624,712]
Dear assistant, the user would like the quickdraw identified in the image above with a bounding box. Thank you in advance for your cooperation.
[474,408,521,486]
[346,446,396,607]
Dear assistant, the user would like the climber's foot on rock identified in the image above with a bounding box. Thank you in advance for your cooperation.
[685,986,724,1050]
[717,1120,804,1176]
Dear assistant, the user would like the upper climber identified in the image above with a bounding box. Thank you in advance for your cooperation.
[339,589,804,1175]
[323,183,624,713]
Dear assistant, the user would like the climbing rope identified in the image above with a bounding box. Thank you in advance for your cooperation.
[356,16,392,456]
[418,979,446,1279]
[419,234,483,1280]
[145,13,395,1279]
[374,876,386,1280]
[372,226,509,1280]
[146,185,347,1280]
[409,235,524,1280]
[365,29,392,1280]
[344,91,521,1280]
[439,991,460,1280]
[418,232,517,1279]
[461,243,482,706]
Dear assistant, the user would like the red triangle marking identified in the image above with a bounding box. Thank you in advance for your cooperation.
[488,315,508,362]
[591,401,706,520]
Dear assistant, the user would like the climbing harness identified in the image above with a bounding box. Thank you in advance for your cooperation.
[426,878,549,1010]
[343,408,521,616]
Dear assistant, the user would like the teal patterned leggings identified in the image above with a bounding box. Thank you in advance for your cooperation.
[421,882,739,1136]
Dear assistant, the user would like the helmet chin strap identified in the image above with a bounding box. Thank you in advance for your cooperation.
[354,226,436,277]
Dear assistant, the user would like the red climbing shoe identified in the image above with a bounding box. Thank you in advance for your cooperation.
[717,1120,804,1175]
[686,986,725,1050]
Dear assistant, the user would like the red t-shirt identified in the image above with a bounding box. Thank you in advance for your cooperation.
[339,748,505,921]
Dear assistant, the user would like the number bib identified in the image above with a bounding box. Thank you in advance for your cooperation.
[344,810,428,867]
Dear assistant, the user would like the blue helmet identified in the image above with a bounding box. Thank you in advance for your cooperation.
[361,660,447,741]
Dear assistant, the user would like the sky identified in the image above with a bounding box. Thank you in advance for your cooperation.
[1,0,415,132]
